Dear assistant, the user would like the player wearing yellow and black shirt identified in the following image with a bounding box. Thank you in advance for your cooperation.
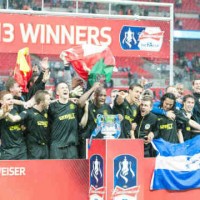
[78,84,112,158]
[192,79,200,124]
[191,79,200,138]
[177,95,194,141]
[156,93,200,143]
[5,90,51,159]
[131,97,158,157]
[113,84,143,138]
[177,94,200,141]
[5,77,26,113]
[0,91,27,160]
[48,82,80,159]
[4,57,50,112]
[156,93,186,143]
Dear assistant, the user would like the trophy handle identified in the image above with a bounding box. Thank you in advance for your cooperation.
[97,114,105,124]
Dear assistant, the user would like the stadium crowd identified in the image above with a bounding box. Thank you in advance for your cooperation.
[0,53,200,160]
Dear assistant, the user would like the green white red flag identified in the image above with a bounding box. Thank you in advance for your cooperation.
[63,44,116,86]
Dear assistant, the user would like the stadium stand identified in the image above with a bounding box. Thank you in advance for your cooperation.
[161,0,200,13]
[175,18,200,30]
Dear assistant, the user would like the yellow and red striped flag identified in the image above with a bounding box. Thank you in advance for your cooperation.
[14,47,32,93]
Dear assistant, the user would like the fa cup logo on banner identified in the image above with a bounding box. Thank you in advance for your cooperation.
[113,155,140,200]
[120,26,164,52]
[116,156,135,184]
[91,156,103,185]
[89,155,104,200]
[122,28,137,48]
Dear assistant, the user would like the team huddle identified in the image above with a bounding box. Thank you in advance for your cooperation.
[0,57,200,160]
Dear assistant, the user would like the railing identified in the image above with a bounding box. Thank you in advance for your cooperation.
[1,0,172,17]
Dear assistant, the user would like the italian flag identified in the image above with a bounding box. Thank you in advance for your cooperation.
[63,44,116,87]
[14,47,32,93]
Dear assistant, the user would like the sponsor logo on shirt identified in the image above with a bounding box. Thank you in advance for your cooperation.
[59,113,75,120]
[37,121,48,127]
[9,125,22,131]
[160,123,173,130]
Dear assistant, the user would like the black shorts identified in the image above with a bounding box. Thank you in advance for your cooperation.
[0,146,27,160]
[50,144,78,159]
[27,143,49,159]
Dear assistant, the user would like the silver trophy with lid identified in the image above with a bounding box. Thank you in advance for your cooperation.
[96,114,121,139]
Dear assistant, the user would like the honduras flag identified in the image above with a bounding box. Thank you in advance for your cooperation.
[150,135,200,190]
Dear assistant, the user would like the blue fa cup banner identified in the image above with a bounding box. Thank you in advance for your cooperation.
[112,155,140,200]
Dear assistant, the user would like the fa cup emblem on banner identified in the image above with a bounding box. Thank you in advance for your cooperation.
[116,156,135,184]
[113,155,140,200]
[91,156,103,185]
[122,28,137,48]
[120,26,164,52]
[90,155,104,200]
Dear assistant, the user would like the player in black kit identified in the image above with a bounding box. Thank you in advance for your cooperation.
[131,96,158,157]
[0,91,27,160]
[113,84,143,138]
[48,82,80,159]
[4,90,51,159]
[78,84,112,158]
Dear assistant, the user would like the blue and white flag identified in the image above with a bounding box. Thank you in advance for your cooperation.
[150,135,200,191]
